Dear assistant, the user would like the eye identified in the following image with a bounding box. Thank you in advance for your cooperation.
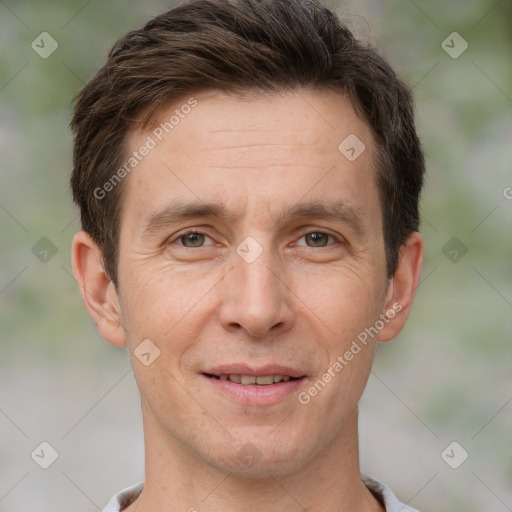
[172,231,215,248]
[296,231,339,248]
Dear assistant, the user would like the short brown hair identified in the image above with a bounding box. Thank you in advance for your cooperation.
[71,0,425,286]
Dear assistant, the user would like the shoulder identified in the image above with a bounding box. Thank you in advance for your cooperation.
[362,474,421,512]
[101,481,144,512]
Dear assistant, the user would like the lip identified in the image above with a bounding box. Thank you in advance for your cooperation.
[201,364,307,406]
[202,374,306,405]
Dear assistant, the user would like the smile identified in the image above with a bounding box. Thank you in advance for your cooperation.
[202,367,307,405]
[206,374,296,385]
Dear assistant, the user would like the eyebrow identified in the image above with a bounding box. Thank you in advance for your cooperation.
[141,199,366,237]
[277,201,365,235]
[142,200,241,235]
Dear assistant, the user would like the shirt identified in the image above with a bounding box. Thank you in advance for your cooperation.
[101,474,419,511]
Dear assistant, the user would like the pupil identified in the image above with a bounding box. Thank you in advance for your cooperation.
[183,233,203,247]
[308,233,326,247]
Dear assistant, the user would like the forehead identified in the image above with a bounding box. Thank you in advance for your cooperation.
[121,89,379,227]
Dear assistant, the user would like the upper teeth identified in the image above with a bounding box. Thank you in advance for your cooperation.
[219,375,291,385]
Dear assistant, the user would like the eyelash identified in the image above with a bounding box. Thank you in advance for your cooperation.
[168,229,343,248]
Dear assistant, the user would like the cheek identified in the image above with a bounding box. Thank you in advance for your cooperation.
[296,264,385,342]
[292,265,385,404]
[118,260,227,398]
[297,277,380,424]
[119,258,209,333]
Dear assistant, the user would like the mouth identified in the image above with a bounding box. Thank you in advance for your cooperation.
[204,373,302,385]
[201,365,307,405]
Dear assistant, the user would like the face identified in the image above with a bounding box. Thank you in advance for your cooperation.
[114,90,393,476]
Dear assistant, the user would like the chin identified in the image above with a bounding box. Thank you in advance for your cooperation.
[204,436,314,479]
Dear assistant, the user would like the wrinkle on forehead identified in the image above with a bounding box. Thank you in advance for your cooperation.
[121,89,380,236]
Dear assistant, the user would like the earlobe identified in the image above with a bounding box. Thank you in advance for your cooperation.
[71,231,127,347]
[377,231,424,343]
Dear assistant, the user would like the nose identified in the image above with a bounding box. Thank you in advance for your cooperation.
[217,243,295,338]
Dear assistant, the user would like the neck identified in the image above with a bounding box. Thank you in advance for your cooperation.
[126,405,383,512]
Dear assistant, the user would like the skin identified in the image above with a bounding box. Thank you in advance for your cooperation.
[72,89,423,512]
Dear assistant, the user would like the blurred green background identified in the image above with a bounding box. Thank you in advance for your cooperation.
[1,0,511,511]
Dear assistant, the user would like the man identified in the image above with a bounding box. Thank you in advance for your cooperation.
[70,0,424,510]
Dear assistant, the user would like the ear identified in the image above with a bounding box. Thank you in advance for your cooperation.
[377,231,423,343]
[71,230,127,346]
